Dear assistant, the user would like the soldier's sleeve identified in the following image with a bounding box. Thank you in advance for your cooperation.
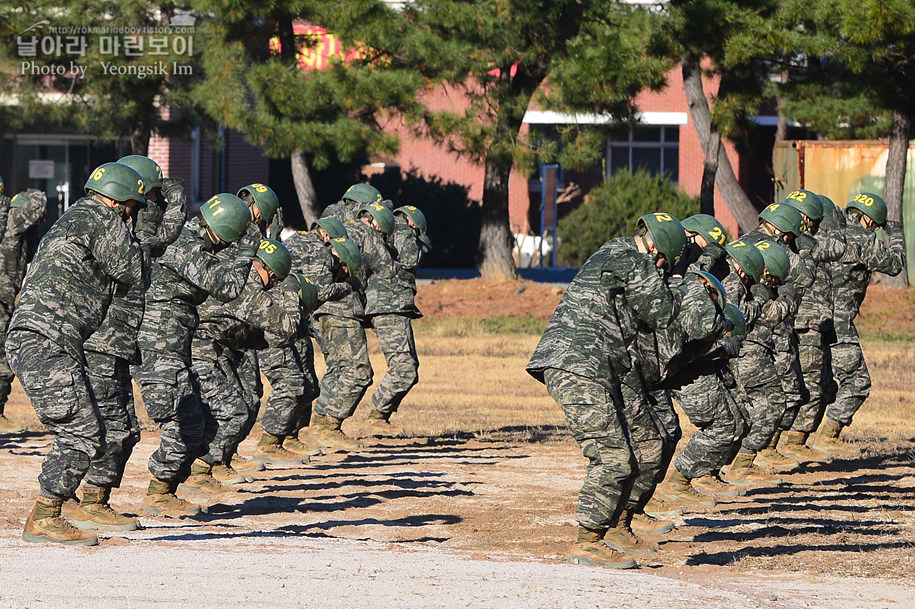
[758,283,796,326]
[360,228,397,279]
[150,187,188,252]
[675,278,724,341]
[393,225,423,269]
[810,227,846,263]
[862,222,906,276]
[6,192,47,238]
[0,196,10,243]
[623,252,681,330]
[298,246,351,303]
[172,241,252,303]
[90,211,149,289]
[786,248,816,291]
[261,281,303,348]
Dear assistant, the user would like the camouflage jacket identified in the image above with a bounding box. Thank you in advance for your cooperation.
[286,230,360,321]
[0,192,46,306]
[833,216,906,336]
[195,268,301,353]
[137,220,253,364]
[794,216,846,333]
[9,196,148,362]
[320,199,360,224]
[527,237,681,387]
[365,216,425,317]
[343,219,398,284]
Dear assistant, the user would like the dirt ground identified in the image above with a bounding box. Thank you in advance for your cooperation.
[1,279,914,608]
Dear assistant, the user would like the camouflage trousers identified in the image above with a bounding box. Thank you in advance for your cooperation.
[672,371,736,480]
[733,343,785,453]
[774,330,808,431]
[619,367,666,513]
[83,351,141,488]
[719,373,751,469]
[235,349,263,447]
[6,330,103,500]
[543,368,634,531]
[261,335,319,437]
[0,301,15,414]
[133,354,211,483]
[790,329,838,434]
[313,314,373,421]
[826,325,870,427]
[192,339,255,466]
[367,313,419,415]
[648,388,681,490]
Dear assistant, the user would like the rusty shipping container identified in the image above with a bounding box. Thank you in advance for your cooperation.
[773,140,915,284]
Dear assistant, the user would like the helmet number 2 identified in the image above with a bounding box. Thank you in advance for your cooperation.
[653,213,672,222]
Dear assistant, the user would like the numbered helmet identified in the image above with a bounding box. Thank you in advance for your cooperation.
[689,269,727,309]
[817,194,837,218]
[723,303,746,337]
[312,217,348,239]
[754,239,790,283]
[290,272,319,313]
[117,155,163,192]
[200,193,252,243]
[681,214,727,246]
[394,205,428,233]
[237,183,280,227]
[846,191,887,226]
[637,213,687,270]
[724,240,765,284]
[84,162,146,204]
[342,183,383,205]
[783,189,823,222]
[358,202,396,235]
[255,238,292,281]
[10,193,26,208]
[329,237,362,276]
[758,202,803,237]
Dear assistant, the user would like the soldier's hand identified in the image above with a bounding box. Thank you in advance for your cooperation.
[884,220,903,234]
[777,282,797,302]
[269,207,285,241]
[0,195,10,212]
[669,245,692,277]
[237,223,261,260]
[137,202,164,236]
[419,233,433,252]
[26,189,48,206]
[719,335,743,357]
[750,283,772,302]
[162,177,185,199]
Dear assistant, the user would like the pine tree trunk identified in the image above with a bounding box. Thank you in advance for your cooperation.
[682,62,759,232]
[880,109,909,288]
[291,150,321,227]
[478,156,520,280]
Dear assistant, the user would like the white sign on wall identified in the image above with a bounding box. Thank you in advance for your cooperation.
[28,160,55,179]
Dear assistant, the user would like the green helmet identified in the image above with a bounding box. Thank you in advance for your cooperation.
[238,183,280,227]
[724,240,765,284]
[681,213,727,246]
[846,191,887,226]
[689,269,727,309]
[818,194,837,218]
[394,205,428,233]
[723,303,746,337]
[85,162,146,204]
[255,238,292,280]
[10,193,26,208]
[0,175,4,196]
[637,213,687,271]
[329,237,362,276]
[755,239,790,283]
[358,202,396,235]
[783,189,823,222]
[312,217,348,239]
[342,183,383,205]
[200,193,252,243]
[117,155,163,191]
[758,202,803,237]
[290,272,319,313]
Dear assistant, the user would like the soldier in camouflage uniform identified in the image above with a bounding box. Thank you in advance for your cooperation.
[813,192,906,452]
[777,191,847,462]
[258,219,355,460]
[134,192,260,518]
[71,155,187,532]
[312,194,398,450]
[361,205,432,437]
[0,188,45,434]
[187,239,303,489]
[526,212,686,569]
[8,162,150,545]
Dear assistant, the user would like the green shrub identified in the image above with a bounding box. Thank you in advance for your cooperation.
[556,170,699,267]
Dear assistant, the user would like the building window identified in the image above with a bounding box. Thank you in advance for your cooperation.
[607,126,679,184]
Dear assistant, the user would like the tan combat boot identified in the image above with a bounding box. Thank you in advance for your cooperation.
[568,526,637,569]
[284,433,324,457]
[754,431,800,471]
[0,413,24,433]
[603,510,659,554]
[142,477,203,518]
[643,497,684,519]
[73,486,140,531]
[691,474,746,497]
[179,459,232,494]
[22,496,98,546]
[359,409,404,438]
[630,511,674,535]
[211,463,252,485]
[723,452,783,486]
[317,415,364,451]
[254,432,307,465]
[778,430,832,463]
[230,452,266,473]
[655,469,717,507]
[811,419,855,455]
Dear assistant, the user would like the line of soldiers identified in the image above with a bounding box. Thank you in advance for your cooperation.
[2,157,430,546]
[527,190,906,569]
